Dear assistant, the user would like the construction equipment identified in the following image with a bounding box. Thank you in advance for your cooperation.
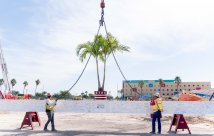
[0,42,11,94]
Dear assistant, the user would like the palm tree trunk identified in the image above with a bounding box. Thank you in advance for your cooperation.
[102,58,107,90]
[95,58,101,90]
[177,85,178,92]
[23,86,25,94]
[35,85,37,96]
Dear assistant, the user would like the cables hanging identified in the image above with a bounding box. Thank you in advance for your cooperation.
[63,0,138,97]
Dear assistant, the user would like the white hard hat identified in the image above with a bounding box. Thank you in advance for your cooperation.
[47,93,51,97]
[154,93,160,97]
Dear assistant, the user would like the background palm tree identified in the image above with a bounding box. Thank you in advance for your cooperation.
[120,89,124,99]
[35,79,40,96]
[138,80,145,95]
[23,81,28,94]
[81,92,84,99]
[85,91,88,98]
[174,76,182,92]
[158,78,164,95]
[10,78,17,90]
[0,79,4,90]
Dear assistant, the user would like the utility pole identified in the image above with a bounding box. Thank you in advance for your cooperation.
[0,41,11,94]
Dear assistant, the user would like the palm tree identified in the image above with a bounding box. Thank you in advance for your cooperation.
[101,33,130,90]
[77,33,130,91]
[35,79,40,96]
[121,89,124,99]
[81,92,84,99]
[10,78,17,90]
[138,80,145,95]
[76,35,103,90]
[85,91,88,98]
[174,76,182,92]
[23,81,28,94]
[0,79,4,90]
[158,78,164,94]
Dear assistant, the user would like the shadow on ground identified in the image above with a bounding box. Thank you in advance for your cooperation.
[0,129,213,136]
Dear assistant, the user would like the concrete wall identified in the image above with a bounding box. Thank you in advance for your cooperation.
[0,100,214,114]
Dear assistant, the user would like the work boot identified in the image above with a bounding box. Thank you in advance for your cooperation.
[52,129,57,132]
[158,131,161,134]
[149,131,155,134]
[43,128,48,131]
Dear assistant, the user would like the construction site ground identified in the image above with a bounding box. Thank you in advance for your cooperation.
[0,112,214,136]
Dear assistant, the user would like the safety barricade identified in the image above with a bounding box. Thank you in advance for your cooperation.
[20,112,41,130]
[169,114,191,134]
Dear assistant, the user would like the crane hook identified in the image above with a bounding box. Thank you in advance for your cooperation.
[100,0,105,8]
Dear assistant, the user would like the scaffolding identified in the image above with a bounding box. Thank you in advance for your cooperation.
[0,41,11,94]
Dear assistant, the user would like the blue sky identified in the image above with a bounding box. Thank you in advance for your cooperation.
[0,0,214,96]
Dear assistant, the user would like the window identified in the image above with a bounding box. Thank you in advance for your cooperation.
[167,93,169,96]
[163,93,165,95]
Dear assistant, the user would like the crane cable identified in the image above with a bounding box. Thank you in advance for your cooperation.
[61,0,139,97]
[62,24,102,96]
[100,0,140,95]
[103,22,140,95]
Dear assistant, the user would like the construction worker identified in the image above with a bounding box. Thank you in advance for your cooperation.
[150,92,163,134]
[44,93,57,131]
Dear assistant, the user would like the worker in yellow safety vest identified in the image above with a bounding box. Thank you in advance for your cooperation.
[150,92,163,134]
[44,93,58,131]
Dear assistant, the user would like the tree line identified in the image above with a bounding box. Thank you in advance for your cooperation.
[0,78,41,95]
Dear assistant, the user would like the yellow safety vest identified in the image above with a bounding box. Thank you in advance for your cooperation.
[153,98,163,112]
[45,104,55,111]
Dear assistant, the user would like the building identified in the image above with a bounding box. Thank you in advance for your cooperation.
[122,80,211,98]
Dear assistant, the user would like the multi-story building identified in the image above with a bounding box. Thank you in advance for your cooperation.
[122,80,211,98]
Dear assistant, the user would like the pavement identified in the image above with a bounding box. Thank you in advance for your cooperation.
[0,112,214,136]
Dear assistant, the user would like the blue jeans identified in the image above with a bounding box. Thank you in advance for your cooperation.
[152,111,161,133]
[44,111,55,130]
